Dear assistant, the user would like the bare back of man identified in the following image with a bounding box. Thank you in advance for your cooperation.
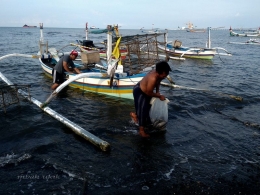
[140,70,158,96]
[140,70,165,99]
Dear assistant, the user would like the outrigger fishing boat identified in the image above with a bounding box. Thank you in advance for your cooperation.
[140,27,161,34]
[229,27,260,37]
[158,27,232,60]
[74,23,128,60]
[228,38,260,45]
[38,23,170,103]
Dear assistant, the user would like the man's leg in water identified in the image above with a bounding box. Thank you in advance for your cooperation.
[130,112,138,124]
[133,83,150,137]
[139,126,150,137]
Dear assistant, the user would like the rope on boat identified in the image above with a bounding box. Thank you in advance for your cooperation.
[56,44,72,53]
[212,47,232,63]
[216,49,225,63]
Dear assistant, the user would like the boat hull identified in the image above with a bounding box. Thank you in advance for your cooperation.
[229,30,260,37]
[228,38,260,45]
[158,45,216,60]
[39,58,143,99]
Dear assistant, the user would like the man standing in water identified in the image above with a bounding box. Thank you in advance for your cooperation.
[130,61,172,137]
[51,50,81,90]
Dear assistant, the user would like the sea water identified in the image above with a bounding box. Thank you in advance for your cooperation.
[0,27,259,194]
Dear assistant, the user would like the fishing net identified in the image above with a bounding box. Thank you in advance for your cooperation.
[120,33,167,75]
[0,83,31,113]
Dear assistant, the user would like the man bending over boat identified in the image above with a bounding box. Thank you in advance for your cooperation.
[51,50,81,90]
[130,61,171,137]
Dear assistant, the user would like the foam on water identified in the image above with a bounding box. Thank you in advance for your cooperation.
[0,153,31,167]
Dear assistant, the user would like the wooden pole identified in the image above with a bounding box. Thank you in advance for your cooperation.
[106,25,113,65]
[85,22,88,40]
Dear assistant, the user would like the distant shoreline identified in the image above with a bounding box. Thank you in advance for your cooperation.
[0,26,257,31]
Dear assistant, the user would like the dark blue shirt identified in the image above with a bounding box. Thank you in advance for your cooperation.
[53,54,75,74]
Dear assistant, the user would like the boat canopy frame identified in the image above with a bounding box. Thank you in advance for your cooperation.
[114,33,167,75]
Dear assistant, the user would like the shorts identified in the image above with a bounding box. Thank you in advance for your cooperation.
[52,69,65,84]
[133,82,152,127]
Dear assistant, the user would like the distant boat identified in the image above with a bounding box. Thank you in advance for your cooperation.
[140,26,161,34]
[243,29,260,34]
[90,26,99,29]
[229,38,260,45]
[76,23,128,59]
[158,27,231,60]
[229,26,260,37]
[158,42,216,59]
[185,21,206,33]
[23,24,37,28]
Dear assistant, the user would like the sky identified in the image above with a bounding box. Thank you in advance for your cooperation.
[1,0,259,29]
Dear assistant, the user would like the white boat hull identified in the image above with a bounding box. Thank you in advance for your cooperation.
[39,58,144,99]
[158,44,216,60]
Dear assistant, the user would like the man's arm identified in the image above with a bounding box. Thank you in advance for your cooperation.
[62,61,81,74]
[73,67,81,74]
[62,61,74,73]
[145,78,165,101]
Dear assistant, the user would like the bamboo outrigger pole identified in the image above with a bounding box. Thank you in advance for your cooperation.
[0,53,39,60]
[161,82,243,101]
[0,55,110,152]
